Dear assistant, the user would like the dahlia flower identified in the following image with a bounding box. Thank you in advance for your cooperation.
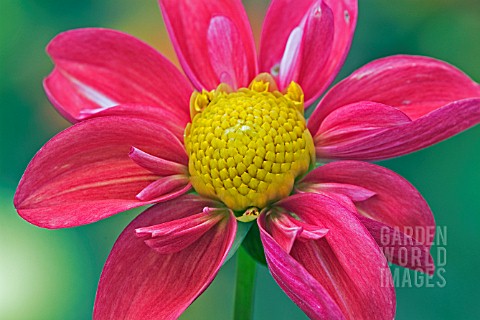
[14,0,479,319]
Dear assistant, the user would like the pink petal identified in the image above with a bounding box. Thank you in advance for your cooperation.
[301,161,435,244]
[275,193,396,319]
[14,117,188,229]
[295,2,334,104]
[313,99,480,160]
[207,16,249,89]
[316,101,411,145]
[158,0,257,90]
[297,181,376,202]
[136,207,227,254]
[90,104,189,141]
[276,2,335,99]
[309,55,480,134]
[277,26,303,89]
[44,28,192,123]
[259,216,345,320]
[260,0,356,104]
[129,147,188,176]
[94,195,237,320]
[300,161,436,272]
[266,213,329,254]
[320,0,358,94]
[314,101,412,153]
[135,175,191,201]
[260,0,314,76]
[359,216,435,275]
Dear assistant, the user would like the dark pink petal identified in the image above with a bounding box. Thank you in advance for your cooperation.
[320,0,358,95]
[91,104,189,141]
[314,101,411,154]
[275,193,396,320]
[315,102,411,146]
[207,16,249,89]
[136,207,227,254]
[262,0,335,97]
[265,215,302,254]
[94,195,237,320]
[259,216,345,319]
[297,181,375,202]
[304,191,435,275]
[159,0,257,90]
[296,2,334,103]
[358,216,435,275]
[309,55,480,133]
[136,175,191,201]
[313,98,480,160]
[14,117,187,229]
[299,161,436,273]
[129,147,188,176]
[300,161,435,245]
[276,2,334,99]
[266,213,328,253]
[276,25,303,90]
[44,28,192,123]
[260,0,314,76]
[260,0,357,104]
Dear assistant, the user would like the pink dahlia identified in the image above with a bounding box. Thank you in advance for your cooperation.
[14,0,479,319]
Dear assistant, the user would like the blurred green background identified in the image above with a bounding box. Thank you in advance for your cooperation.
[1,0,479,319]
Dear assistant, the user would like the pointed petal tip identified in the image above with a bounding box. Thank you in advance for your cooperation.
[309,54,480,135]
[94,195,237,319]
[274,193,396,319]
[159,0,257,90]
[14,116,190,228]
[45,28,192,123]
[313,98,480,161]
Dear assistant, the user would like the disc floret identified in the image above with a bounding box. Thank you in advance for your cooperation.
[185,75,315,212]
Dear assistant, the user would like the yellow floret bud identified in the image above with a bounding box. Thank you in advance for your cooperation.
[185,75,315,211]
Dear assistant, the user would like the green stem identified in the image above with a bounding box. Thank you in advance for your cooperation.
[234,247,257,320]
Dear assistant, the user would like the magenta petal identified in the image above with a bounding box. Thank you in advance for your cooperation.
[136,207,227,254]
[296,2,334,104]
[14,117,187,228]
[309,55,480,133]
[260,0,356,104]
[266,215,302,254]
[266,213,329,254]
[258,216,345,319]
[275,1,334,95]
[88,104,189,141]
[301,161,435,245]
[276,193,396,319]
[159,0,257,90]
[313,101,412,156]
[319,0,358,98]
[129,147,188,176]
[45,28,192,123]
[299,182,375,201]
[299,161,437,273]
[94,195,236,320]
[314,98,480,160]
[358,216,435,275]
[136,175,191,201]
[315,101,411,146]
[260,0,315,77]
[207,16,249,89]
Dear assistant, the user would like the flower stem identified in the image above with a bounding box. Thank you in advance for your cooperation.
[234,247,257,320]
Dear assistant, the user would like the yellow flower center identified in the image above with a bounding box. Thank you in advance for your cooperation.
[185,74,315,212]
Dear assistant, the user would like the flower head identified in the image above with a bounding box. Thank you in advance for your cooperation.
[14,0,480,319]
[186,78,314,210]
